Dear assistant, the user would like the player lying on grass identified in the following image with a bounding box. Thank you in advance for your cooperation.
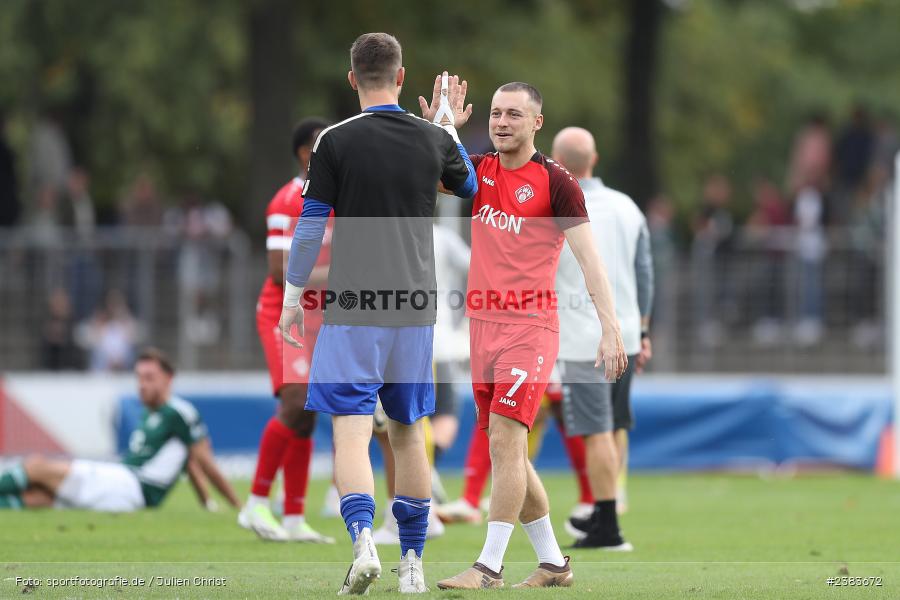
[0,347,241,513]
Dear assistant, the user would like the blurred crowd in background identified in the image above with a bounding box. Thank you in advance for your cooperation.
[0,0,898,374]
[0,103,895,374]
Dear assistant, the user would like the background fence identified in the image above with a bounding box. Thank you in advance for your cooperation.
[0,217,891,375]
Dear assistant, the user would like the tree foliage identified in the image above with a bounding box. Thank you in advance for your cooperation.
[2,0,897,228]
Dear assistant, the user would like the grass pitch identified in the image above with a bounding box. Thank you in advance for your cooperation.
[2,472,898,598]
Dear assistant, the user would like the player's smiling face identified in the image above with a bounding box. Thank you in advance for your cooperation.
[489,90,542,154]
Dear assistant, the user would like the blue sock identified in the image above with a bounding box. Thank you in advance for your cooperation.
[392,495,430,558]
[340,493,375,543]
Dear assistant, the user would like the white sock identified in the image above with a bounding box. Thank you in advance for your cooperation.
[246,494,269,509]
[282,515,305,529]
[476,521,514,573]
[522,514,566,567]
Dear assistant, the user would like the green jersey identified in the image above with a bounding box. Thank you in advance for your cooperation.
[122,396,207,507]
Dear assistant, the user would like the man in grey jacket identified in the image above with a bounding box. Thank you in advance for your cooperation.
[553,127,653,550]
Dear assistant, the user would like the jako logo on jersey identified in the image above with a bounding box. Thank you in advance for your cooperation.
[481,176,495,187]
[473,204,524,234]
[515,184,534,204]
[499,397,517,407]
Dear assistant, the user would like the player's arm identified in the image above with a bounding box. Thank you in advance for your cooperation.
[269,211,329,288]
[185,455,215,510]
[635,220,654,373]
[564,223,627,381]
[281,134,338,347]
[188,438,241,509]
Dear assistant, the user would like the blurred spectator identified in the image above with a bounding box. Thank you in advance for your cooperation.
[645,194,677,369]
[0,110,20,227]
[119,172,163,227]
[76,289,140,372]
[691,174,735,347]
[26,111,72,228]
[60,167,103,321]
[848,163,890,349]
[832,105,875,226]
[786,112,832,198]
[166,195,233,346]
[60,167,96,239]
[40,288,81,370]
[792,185,827,346]
[745,179,790,346]
[872,115,899,178]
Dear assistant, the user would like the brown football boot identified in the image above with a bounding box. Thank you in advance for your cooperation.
[512,555,574,588]
[436,562,504,589]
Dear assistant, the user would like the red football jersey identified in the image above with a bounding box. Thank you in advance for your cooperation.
[466,152,588,331]
[258,177,332,328]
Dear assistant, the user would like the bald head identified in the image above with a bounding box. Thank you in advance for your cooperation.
[552,127,597,179]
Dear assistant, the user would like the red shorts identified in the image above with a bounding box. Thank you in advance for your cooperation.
[256,303,321,394]
[469,318,559,431]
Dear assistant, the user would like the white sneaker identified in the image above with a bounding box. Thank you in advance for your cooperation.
[321,484,342,518]
[569,502,594,521]
[338,528,381,595]
[395,548,427,593]
[284,520,335,544]
[435,498,482,524]
[238,504,288,541]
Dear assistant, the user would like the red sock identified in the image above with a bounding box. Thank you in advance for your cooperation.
[462,425,491,508]
[556,420,594,504]
[251,417,294,497]
[283,436,313,516]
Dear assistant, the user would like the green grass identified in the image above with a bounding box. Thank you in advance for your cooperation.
[2,473,899,598]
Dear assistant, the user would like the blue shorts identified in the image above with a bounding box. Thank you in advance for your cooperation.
[305,324,435,425]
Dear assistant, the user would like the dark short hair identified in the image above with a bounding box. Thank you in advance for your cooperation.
[350,33,402,89]
[496,81,543,110]
[137,347,176,376]
[292,117,329,156]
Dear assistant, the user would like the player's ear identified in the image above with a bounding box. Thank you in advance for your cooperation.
[396,66,405,88]
[591,152,599,170]
[533,113,544,133]
[348,70,358,91]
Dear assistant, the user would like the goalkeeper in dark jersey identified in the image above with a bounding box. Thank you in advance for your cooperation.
[0,348,240,512]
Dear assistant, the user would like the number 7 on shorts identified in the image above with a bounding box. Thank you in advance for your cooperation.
[506,368,528,398]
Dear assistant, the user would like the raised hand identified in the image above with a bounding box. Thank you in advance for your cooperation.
[419,71,473,128]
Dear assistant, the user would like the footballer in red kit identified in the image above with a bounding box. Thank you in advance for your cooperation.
[238,118,335,544]
[466,149,589,432]
[435,81,626,591]
[257,176,332,393]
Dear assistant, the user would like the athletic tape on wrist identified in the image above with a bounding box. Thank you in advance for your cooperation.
[283,282,303,307]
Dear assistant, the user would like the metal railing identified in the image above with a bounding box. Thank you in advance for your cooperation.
[0,219,890,374]
[0,226,260,371]
[652,225,886,373]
